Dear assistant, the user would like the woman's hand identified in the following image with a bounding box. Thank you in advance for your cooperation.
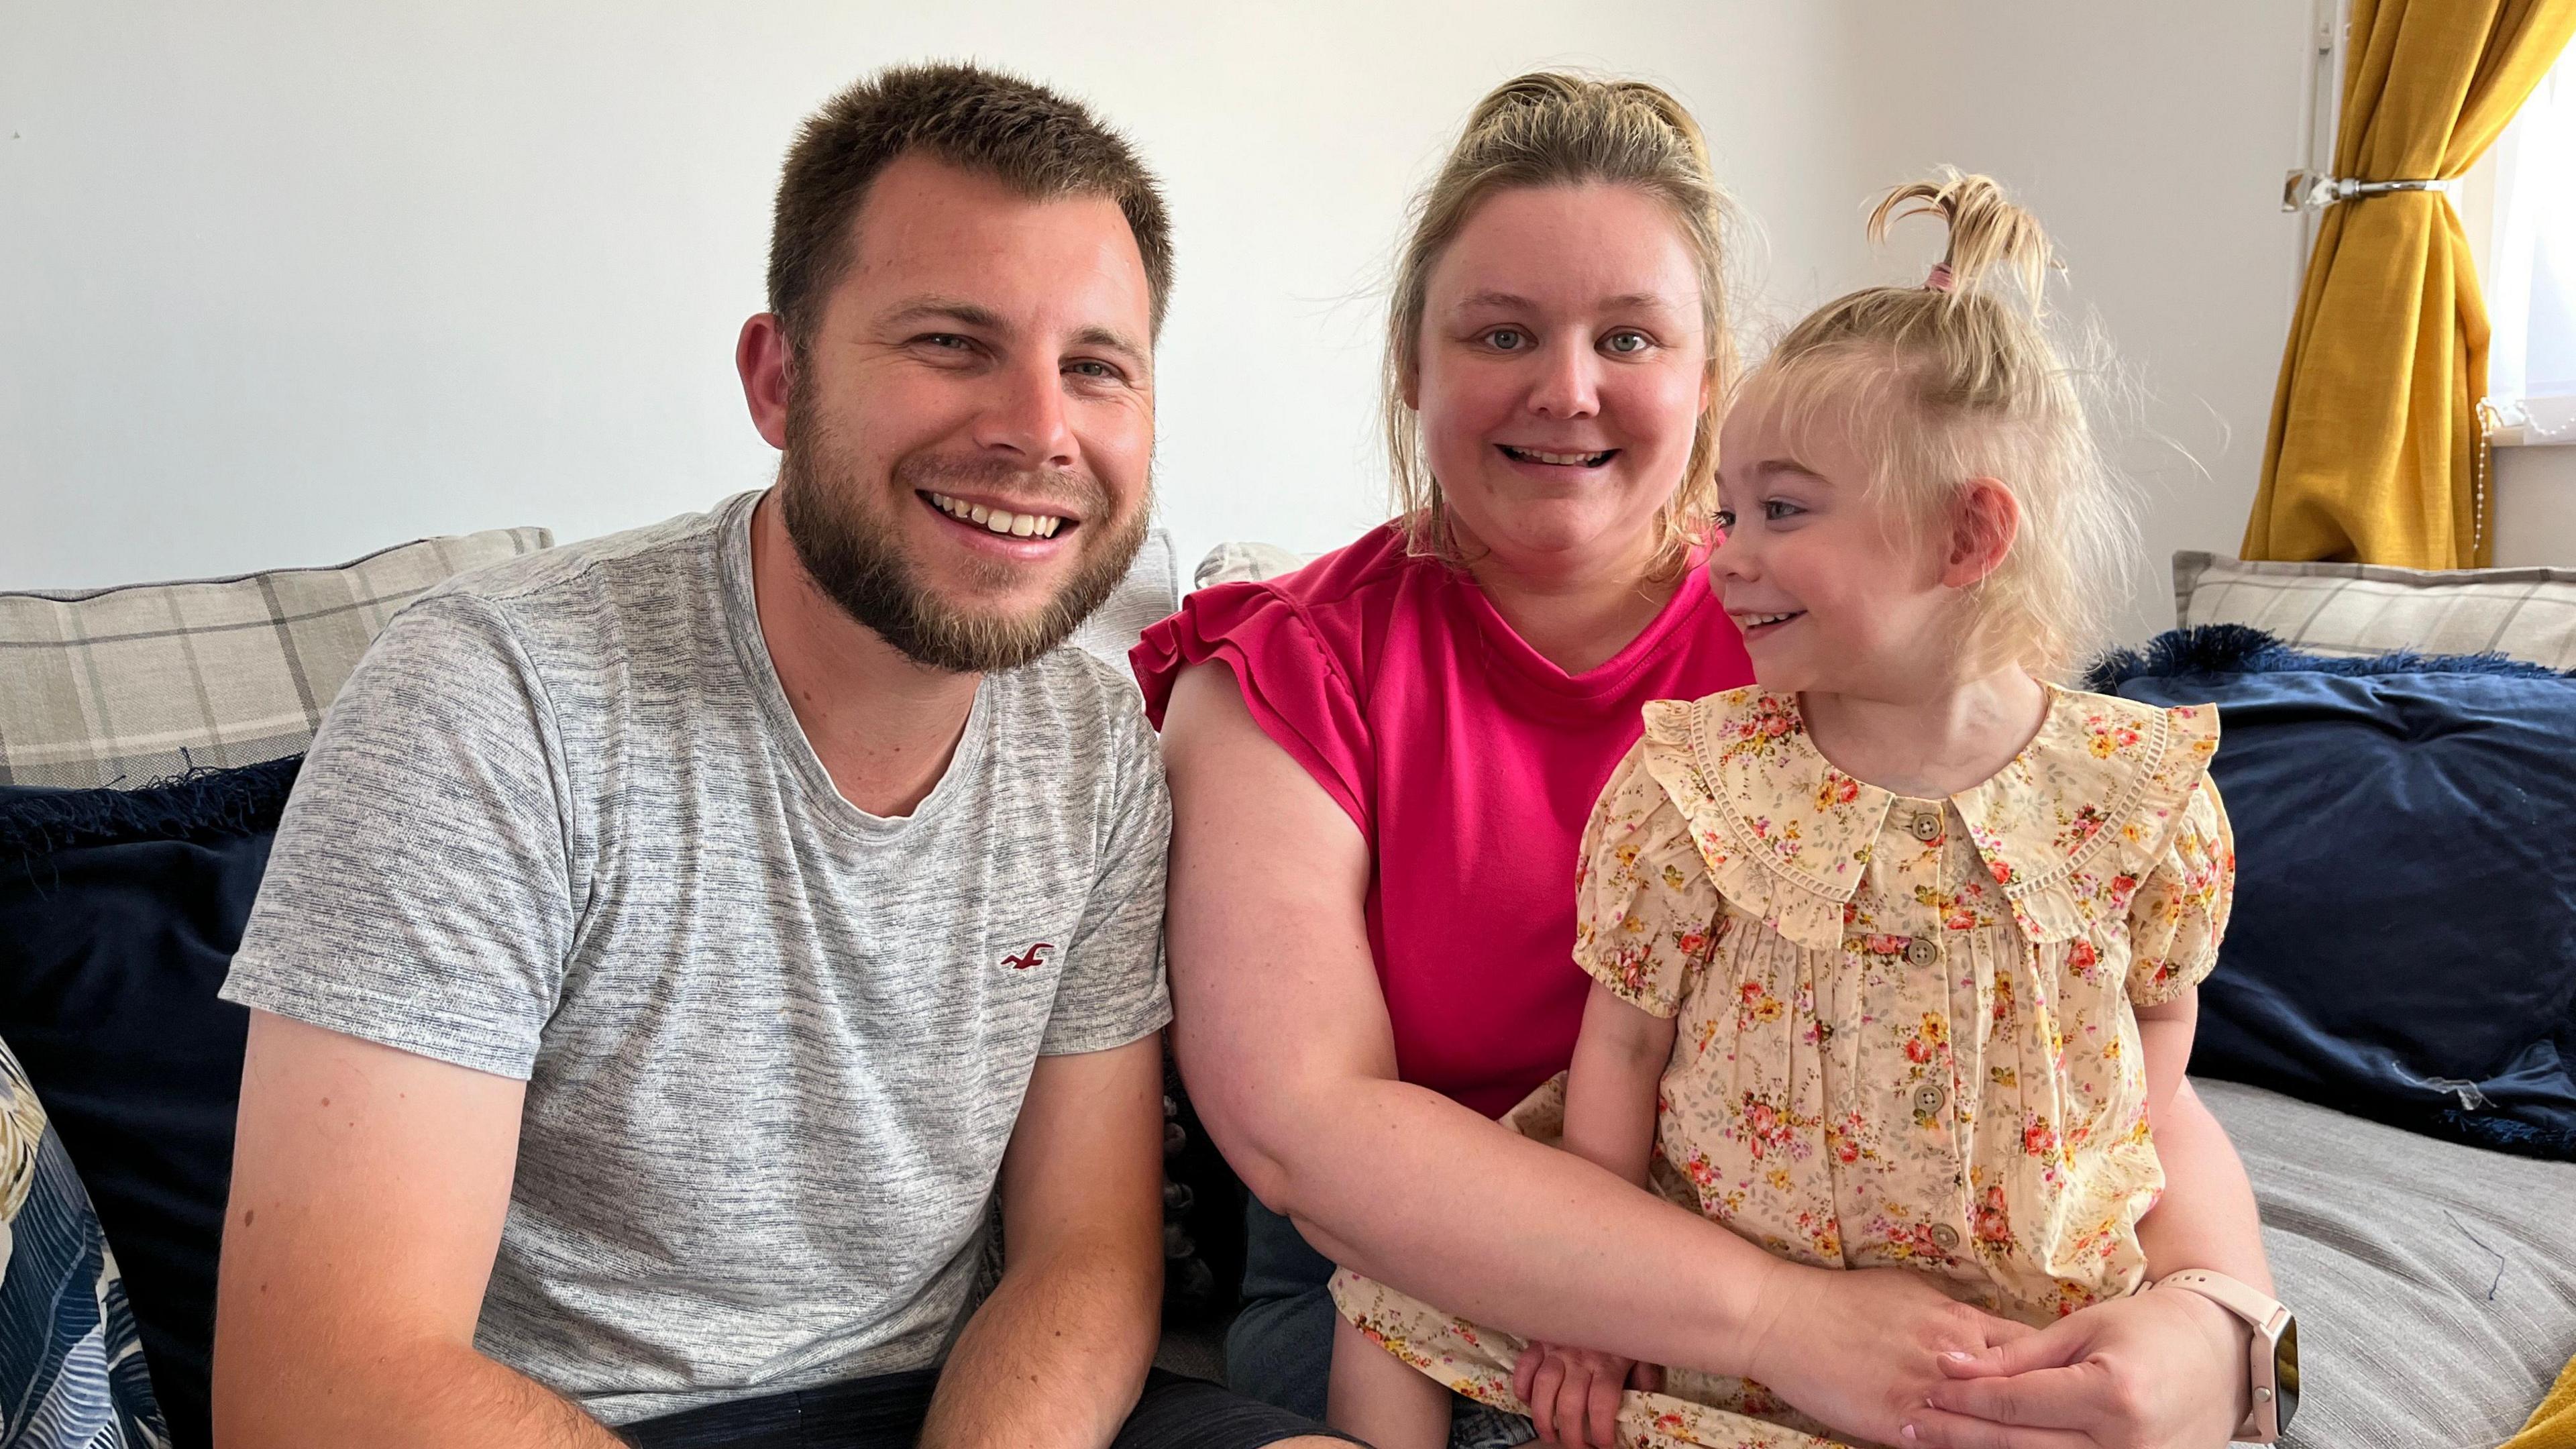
[1908,1286,2251,1448]
[1735,1261,2034,1448]
[1511,1341,1664,1449]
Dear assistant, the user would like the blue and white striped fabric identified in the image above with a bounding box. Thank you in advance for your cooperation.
[0,1042,166,1448]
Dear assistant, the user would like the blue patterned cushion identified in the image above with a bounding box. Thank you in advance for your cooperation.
[0,1037,166,1446]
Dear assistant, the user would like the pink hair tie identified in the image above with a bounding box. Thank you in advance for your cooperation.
[1924,262,1955,293]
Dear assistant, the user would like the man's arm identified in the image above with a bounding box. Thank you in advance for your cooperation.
[920,1035,1163,1449]
[212,1010,622,1449]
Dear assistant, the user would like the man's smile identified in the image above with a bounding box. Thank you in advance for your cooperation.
[923,490,1076,539]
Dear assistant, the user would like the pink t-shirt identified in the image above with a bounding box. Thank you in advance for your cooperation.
[1132,525,1755,1118]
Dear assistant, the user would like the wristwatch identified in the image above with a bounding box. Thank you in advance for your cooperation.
[2151,1270,2300,1443]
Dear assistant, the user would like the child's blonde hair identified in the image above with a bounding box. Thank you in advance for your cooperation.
[1385,72,1739,581]
[1741,168,2139,680]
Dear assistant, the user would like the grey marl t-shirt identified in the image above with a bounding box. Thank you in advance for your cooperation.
[221,489,1172,1426]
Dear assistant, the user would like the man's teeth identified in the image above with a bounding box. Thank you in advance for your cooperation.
[928,492,1064,539]
[1507,446,1613,466]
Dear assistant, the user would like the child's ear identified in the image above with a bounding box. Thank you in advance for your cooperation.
[1941,478,2020,589]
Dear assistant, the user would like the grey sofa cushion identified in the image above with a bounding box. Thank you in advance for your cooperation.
[2198,1077,2576,1448]
[2174,550,2576,670]
[1067,529,1181,672]
[0,527,553,788]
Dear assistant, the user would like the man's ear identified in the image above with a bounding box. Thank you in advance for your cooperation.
[1941,477,2021,589]
[737,313,795,451]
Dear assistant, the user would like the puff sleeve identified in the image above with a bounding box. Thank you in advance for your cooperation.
[2123,775,2237,1007]
[1132,581,1373,833]
[1573,739,1725,1018]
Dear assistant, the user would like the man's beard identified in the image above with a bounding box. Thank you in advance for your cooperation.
[775,393,1148,675]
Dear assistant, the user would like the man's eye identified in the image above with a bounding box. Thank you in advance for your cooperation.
[1487,328,1527,352]
[1067,360,1117,380]
[1603,331,1650,355]
[918,333,973,352]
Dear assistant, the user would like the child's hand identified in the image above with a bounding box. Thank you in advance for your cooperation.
[1511,1340,1662,1449]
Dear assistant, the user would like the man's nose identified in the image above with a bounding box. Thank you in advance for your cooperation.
[975,356,1079,470]
[1525,339,1601,420]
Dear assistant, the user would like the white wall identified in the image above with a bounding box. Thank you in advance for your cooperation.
[5,3,2341,640]
[1829,1,2317,643]
[2495,445,2576,564]
[1,0,1872,593]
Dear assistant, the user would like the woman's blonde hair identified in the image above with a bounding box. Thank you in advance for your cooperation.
[1383,72,1737,579]
[1741,168,2140,680]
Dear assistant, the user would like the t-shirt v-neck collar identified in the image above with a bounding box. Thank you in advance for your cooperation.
[716,489,991,840]
[1451,559,1715,708]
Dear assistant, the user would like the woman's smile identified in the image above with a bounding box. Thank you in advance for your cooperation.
[1495,443,1619,470]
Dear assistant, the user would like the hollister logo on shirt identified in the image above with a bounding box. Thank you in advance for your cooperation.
[1002,943,1055,971]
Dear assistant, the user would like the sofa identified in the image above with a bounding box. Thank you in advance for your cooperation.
[3,525,2572,1449]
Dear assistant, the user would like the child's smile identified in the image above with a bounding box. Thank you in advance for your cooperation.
[1728,608,1805,643]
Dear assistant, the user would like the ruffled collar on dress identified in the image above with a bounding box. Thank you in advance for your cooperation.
[1635,686,2218,949]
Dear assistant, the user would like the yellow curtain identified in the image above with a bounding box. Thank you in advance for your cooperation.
[2244,0,2576,567]
[2504,1352,2576,1449]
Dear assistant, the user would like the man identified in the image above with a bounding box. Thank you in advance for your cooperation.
[210,62,1344,1449]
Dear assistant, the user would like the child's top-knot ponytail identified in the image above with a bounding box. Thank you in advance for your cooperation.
[1741,168,2138,682]
[1867,168,2056,312]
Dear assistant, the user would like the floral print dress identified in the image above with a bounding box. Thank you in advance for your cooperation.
[1331,685,2235,1449]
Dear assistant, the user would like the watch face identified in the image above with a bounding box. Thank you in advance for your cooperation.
[2275,1317,2300,1428]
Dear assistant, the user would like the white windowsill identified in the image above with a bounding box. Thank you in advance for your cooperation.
[2486,398,2576,448]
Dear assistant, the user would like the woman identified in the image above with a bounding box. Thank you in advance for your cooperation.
[1137,74,2270,1449]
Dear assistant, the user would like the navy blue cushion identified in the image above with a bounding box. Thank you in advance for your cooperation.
[0,756,298,1449]
[0,1034,168,1446]
[2090,627,2576,1160]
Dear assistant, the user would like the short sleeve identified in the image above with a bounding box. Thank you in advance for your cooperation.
[1039,690,1176,1056]
[1131,582,1373,833]
[219,593,577,1080]
[2124,775,2236,1008]
[1572,741,1725,1019]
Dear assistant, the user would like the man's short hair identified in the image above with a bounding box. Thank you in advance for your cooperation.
[767,62,1174,348]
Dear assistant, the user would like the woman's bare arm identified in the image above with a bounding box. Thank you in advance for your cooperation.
[1161,662,1772,1371]
[1165,663,2027,1385]
[1164,662,2054,1444]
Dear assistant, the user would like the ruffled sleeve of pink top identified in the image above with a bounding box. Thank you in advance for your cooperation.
[1131,549,1376,833]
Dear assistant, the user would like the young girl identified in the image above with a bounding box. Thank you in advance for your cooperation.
[1326,173,2244,1449]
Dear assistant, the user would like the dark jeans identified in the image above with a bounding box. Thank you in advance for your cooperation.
[618,1366,1350,1449]
[1226,1200,1340,1420]
[1228,1202,1533,1449]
